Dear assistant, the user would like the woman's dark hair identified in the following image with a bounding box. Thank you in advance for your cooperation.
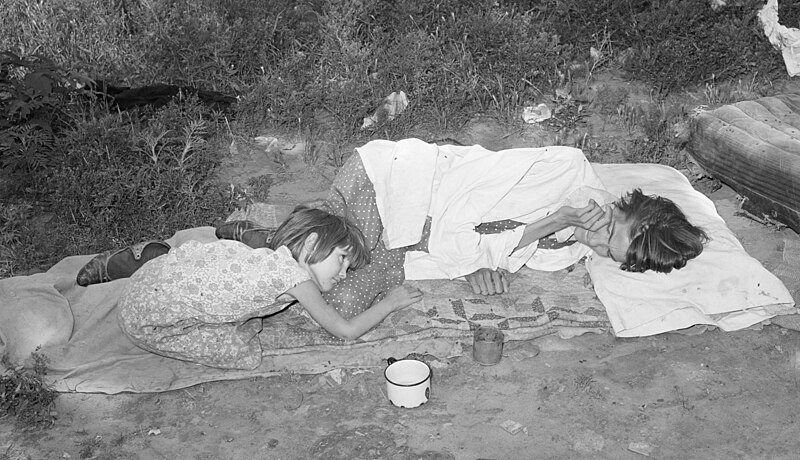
[615,189,709,273]
[269,205,369,269]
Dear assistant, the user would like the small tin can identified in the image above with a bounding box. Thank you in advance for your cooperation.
[473,326,504,365]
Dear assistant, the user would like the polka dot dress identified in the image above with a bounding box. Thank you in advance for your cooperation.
[323,154,406,319]
[325,153,383,251]
[474,220,525,234]
[475,218,578,249]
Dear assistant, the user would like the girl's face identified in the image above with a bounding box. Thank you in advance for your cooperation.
[574,206,633,262]
[302,246,351,292]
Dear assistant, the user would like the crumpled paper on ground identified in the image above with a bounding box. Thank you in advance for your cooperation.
[522,103,552,123]
[759,0,800,76]
[362,91,408,129]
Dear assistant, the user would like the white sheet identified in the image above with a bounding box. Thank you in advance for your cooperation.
[359,139,613,279]
[360,139,796,336]
[589,163,796,336]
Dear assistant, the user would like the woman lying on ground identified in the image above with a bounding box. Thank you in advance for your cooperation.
[465,187,710,296]
[318,142,705,311]
[115,206,422,369]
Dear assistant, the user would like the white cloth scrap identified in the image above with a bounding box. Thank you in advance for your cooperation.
[759,0,800,76]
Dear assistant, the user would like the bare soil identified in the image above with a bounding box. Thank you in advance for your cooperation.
[2,72,799,460]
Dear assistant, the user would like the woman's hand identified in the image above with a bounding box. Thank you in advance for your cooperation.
[557,200,611,232]
[382,284,424,311]
[465,268,509,295]
[515,201,612,252]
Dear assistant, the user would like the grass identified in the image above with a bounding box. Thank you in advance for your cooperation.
[1,353,59,428]
[0,1,793,273]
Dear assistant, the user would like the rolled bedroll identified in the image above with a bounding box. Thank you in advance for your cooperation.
[689,93,800,232]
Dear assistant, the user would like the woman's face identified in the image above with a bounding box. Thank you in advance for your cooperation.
[574,206,633,262]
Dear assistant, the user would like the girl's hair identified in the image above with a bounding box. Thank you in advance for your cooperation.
[615,189,709,273]
[268,205,370,269]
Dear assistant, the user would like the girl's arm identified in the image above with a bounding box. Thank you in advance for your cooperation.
[286,282,423,340]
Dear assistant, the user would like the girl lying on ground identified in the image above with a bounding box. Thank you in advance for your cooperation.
[115,206,422,370]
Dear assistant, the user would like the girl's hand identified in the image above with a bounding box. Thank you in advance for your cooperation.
[383,284,423,311]
[290,281,422,341]
[557,200,611,232]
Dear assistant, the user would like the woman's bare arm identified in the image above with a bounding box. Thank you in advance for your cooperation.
[466,200,611,295]
[514,200,611,251]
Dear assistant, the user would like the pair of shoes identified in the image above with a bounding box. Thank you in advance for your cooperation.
[215,220,276,249]
[76,240,171,287]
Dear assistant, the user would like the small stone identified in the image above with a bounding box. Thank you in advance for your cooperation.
[326,368,345,385]
[628,441,654,456]
[499,419,524,435]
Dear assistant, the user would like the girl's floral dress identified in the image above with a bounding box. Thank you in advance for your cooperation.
[118,240,309,369]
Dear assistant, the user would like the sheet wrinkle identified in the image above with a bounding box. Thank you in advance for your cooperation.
[357,138,438,249]
[424,148,546,278]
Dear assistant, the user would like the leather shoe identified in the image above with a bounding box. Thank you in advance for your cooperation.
[216,220,275,249]
[215,220,261,241]
[76,240,171,286]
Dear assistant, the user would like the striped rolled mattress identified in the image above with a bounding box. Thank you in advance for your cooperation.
[689,92,800,232]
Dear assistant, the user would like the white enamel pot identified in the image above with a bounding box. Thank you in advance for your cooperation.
[384,357,431,408]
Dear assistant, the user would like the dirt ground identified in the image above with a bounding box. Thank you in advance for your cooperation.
[3,72,800,460]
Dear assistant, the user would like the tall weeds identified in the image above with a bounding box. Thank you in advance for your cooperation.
[0,0,792,275]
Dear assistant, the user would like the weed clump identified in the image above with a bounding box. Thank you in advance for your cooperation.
[0,353,59,428]
[48,96,233,251]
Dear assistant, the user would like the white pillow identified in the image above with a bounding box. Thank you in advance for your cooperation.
[588,163,796,336]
